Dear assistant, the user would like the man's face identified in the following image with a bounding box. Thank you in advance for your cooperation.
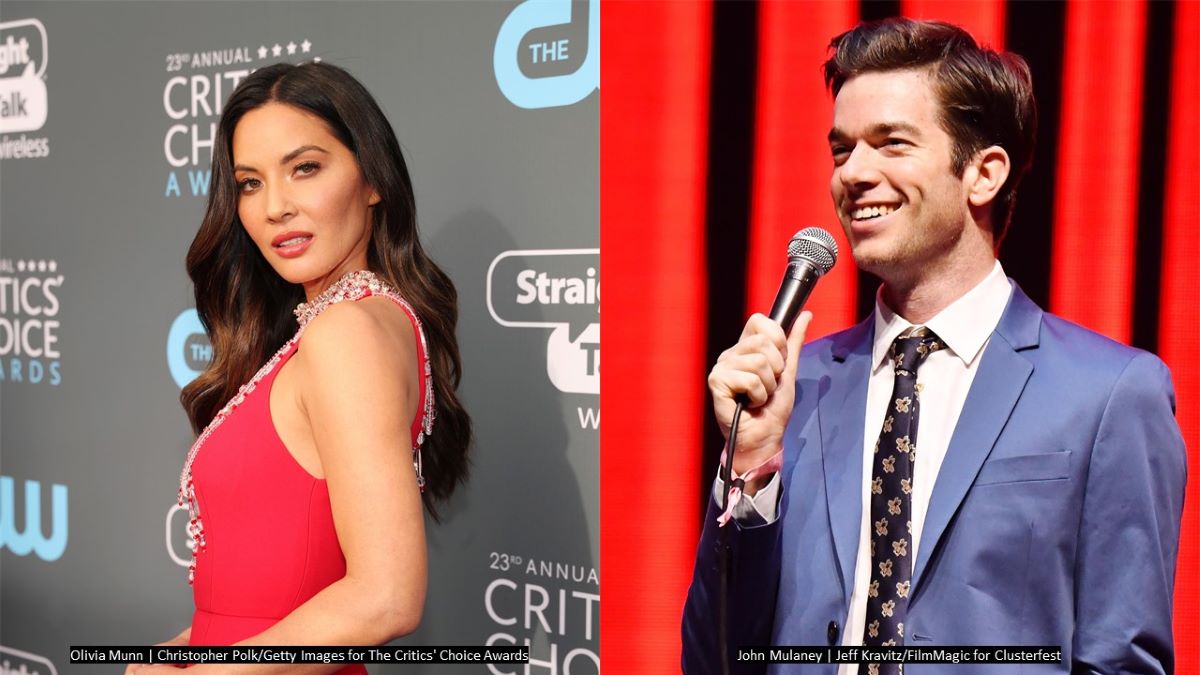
[828,69,973,283]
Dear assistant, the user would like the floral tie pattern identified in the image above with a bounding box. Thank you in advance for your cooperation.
[862,327,945,674]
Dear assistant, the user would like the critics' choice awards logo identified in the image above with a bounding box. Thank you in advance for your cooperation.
[0,645,58,675]
[0,475,68,562]
[0,17,50,159]
[162,39,318,198]
[0,258,63,387]
[494,0,597,109]
[484,554,598,675]
[488,249,598,400]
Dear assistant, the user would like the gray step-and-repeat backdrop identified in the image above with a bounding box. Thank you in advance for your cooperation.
[0,2,598,673]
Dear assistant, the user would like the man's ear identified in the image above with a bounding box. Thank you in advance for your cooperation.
[965,145,1011,208]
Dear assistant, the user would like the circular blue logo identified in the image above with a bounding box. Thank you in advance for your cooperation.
[166,309,210,389]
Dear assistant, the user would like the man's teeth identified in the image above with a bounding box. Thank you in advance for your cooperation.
[277,236,311,247]
[851,205,898,220]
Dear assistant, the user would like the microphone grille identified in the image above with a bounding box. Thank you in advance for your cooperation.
[787,227,838,274]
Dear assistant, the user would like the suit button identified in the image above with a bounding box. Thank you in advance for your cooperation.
[827,620,839,645]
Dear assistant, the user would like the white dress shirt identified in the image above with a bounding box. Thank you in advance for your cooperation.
[716,260,1013,674]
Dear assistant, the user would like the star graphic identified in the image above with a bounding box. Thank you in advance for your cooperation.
[48,260,57,272]
[258,45,268,59]
[17,260,25,272]
[286,41,297,55]
[301,39,312,53]
[313,56,322,63]
[37,260,46,272]
[272,43,282,57]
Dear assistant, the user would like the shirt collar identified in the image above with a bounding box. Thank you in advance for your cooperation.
[871,260,1013,372]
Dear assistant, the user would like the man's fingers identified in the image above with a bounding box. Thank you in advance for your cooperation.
[715,325,787,380]
[713,349,785,397]
[730,346,785,381]
[710,311,810,440]
[712,369,770,407]
[781,311,813,382]
[735,352,782,396]
[739,313,788,353]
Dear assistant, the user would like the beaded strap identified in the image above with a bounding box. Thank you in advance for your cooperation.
[177,270,435,584]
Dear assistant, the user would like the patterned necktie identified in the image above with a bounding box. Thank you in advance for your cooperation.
[862,327,946,675]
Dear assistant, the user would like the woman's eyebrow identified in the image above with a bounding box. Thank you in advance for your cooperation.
[234,144,330,172]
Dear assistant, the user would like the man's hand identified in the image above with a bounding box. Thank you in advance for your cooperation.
[708,311,811,488]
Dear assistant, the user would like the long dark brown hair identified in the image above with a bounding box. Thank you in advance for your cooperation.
[182,62,470,517]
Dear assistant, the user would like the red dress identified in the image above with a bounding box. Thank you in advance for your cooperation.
[177,271,434,672]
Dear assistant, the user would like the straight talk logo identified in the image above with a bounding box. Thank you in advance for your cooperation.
[487,249,599,428]
[0,18,50,159]
[488,249,598,392]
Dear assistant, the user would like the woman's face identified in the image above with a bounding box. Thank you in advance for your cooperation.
[232,102,379,296]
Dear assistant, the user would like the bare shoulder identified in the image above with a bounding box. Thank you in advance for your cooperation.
[299,297,416,362]
[293,297,419,400]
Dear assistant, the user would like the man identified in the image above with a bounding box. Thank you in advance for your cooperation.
[682,18,1185,675]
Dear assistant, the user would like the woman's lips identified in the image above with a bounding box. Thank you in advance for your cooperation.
[272,234,313,258]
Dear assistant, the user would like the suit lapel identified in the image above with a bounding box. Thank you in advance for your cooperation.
[911,284,1042,592]
[820,319,874,603]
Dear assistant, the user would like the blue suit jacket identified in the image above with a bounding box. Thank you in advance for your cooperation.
[682,285,1186,674]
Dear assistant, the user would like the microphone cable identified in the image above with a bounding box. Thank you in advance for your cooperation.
[716,228,837,675]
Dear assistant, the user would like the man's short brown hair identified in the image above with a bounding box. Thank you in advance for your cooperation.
[824,18,1037,242]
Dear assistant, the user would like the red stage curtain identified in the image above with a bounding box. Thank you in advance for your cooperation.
[745,1,858,339]
[600,1,713,671]
[1050,0,1146,343]
[1162,0,1200,667]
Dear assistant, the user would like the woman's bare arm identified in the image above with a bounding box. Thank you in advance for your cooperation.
[191,298,425,674]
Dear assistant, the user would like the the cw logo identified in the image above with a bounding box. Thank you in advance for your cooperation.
[494,0,598,109]
[0,475,68,561]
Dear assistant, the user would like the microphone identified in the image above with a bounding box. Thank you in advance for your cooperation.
[732,228,838,407]
[718,227,837,675]
[767,227,839,331]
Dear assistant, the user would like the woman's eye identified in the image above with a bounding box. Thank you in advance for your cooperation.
[295,161,320,176]
[237,178,260,193]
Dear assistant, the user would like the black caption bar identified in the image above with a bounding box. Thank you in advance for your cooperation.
[738,646,1063,664]
[69,646,529,665]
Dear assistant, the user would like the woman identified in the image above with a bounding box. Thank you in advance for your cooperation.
[127,62,470,673]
